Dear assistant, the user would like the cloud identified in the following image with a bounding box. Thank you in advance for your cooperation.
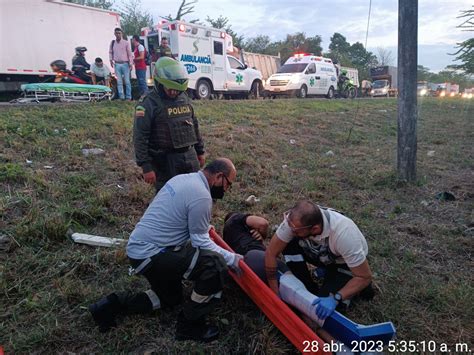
[139,0,472,70]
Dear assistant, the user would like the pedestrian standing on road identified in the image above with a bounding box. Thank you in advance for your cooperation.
[109,27,133,100]
[132,35,148,97]
[89,158,241,342]
[133,57,205,191]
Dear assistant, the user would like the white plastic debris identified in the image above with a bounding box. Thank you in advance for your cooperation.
[330,164,337,168]
[71,233,127,247]
[82,148,105,157]
[117,184,124,189]
[289,139,296,145]
[427,150,435,157]
[54,129,59,134]
[325,150,335,156]
[44,165,53,169]
[420,200,429,207]
[245,195,260,206]
[26,159,33,164]
[282,164,288,169]
[378,109,388,113]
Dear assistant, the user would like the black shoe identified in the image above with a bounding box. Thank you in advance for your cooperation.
[89,293,120,333]
[175,312,219,343]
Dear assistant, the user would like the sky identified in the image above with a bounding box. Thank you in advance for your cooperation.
[140,0,473,72]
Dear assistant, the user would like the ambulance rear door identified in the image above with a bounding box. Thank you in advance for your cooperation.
[211,39,226,90]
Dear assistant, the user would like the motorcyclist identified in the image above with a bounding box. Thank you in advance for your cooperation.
[338,69,349,93]
[50,59,85,84]
[72,46,91,83]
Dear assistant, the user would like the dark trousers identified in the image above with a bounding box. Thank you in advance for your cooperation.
[282,238,373,299]
[126,242,227,321]
[152,148,200,191]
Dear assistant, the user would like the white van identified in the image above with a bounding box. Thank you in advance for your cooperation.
[264,54,337,98]
[141,21,263,99]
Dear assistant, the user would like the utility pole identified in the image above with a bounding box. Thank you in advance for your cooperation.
[397,0,418,182]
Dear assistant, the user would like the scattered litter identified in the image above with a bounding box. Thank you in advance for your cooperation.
[117,184,124,189]
[325,150,335,156]
[62,128,68,132]
[378,109,388,113]
[435,191,456,201]
[0,234,11,251]
[420,200,429,207]
[330,164,337,168]
[376,149,380,152]
[26,159,33,164]
[71,233,127,247]
[82,148,105,157]
[54,129,59,134]
[289,139,296,145]
[427,150,435,157]
[245,195,260,206]
[220,318,230,325]
[282,164,288,169]
[43,165,53,169]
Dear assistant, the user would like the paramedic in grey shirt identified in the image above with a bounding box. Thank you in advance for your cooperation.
[89,158,241,343]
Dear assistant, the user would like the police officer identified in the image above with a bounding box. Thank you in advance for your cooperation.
[156,37,173,59]
[88,158,242,342]
[133,57,205,191]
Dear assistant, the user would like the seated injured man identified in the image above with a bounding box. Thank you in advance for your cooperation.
[223,200,374,330]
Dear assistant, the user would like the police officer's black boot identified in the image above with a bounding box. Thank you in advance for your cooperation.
[89,293,121,333]
[175,311,219,342]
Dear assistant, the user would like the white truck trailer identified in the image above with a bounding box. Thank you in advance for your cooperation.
[140,21,263,99]
[0,0,120,92]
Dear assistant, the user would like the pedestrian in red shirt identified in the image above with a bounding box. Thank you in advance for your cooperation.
[132,35,148,97]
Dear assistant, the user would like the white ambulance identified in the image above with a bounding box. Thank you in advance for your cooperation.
[264,53,338,98]
[140,21,263,99]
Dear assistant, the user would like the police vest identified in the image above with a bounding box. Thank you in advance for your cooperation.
[154,97,198,150]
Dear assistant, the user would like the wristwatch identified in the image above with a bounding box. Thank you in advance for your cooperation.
[334,292,342,303]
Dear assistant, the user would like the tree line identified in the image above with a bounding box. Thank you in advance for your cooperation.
[65,0,473,87]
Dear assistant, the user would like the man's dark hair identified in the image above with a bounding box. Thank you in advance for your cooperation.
[204,159,232,177]
[114,27,122,32]
[132,35,140,42]
[291,200,323,227]
[162,37,168,41]
[224,212,238,223]
[95,57,103,63]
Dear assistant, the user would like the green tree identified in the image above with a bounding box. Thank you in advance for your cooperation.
[206,15,245,48]
[244,35,272,54]
[449,8,473,74]
[117,0,153,38]
[64,0,114,9]
[417,65,432,81]
[327,33,378,80]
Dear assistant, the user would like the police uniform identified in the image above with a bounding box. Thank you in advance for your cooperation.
[157,45,173,58]
[133,86,204,190]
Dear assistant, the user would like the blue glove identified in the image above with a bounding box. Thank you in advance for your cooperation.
[312,296,337,320]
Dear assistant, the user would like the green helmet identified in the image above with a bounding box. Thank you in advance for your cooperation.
[153,57,188,91]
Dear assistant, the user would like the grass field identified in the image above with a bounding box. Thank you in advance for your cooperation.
[1,97,473,353]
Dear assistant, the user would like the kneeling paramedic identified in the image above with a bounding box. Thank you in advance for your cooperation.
[133,57,205,191]
[265,200,374,321]
[89,158,242,342]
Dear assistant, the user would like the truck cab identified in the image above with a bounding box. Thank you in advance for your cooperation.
[140,21,262,99]
[371,79,390,97]
[264,53,337,98]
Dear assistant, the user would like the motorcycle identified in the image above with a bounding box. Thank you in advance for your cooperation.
[338,78,357,99]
